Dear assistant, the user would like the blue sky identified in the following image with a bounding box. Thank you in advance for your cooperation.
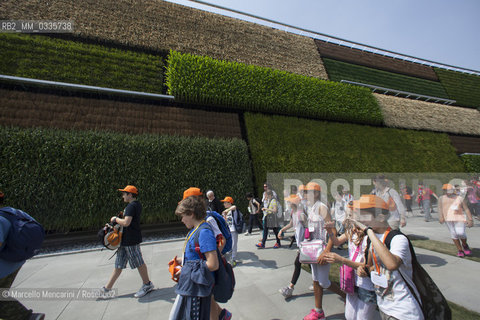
[168,0,480,72]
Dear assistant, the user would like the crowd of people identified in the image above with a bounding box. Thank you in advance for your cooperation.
[1,175,479,320]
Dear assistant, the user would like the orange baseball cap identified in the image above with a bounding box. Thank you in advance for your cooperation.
[350,194,388,211]
[182,187,203,200]
[305,182,321,191]
[220,196,234,204]
[442,184,454,190]
[285,194,301,205]
[298,184,306,191]
[118,185,138,194]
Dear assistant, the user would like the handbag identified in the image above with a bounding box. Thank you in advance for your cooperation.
[299,239,324,263]
[339,244,361,294]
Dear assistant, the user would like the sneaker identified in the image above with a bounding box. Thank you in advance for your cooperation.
[134,281,154,298]
[244,232,251,236]
[279,286,294,298]
[303,309,325,320]
[256,242,265,248]
[230,260,237,267]
[463,245,472,256]
[457,250,465,258]
[221,308,232,320]
[30,313,45,320]
[99,286,113,299]
[308,284,314,291]
[273,243,281,249]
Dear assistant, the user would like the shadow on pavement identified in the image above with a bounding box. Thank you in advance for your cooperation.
[416,253,447,267]
[236,251,278,269]
[137,286,177,303]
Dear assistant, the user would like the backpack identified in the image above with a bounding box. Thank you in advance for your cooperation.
[97,222,123,250]
[233,209,244,234]
[194,223,235,303]
[368,230,451,320]
[276,200,283,219]
[206,211,232,255]
[0,207,45,262]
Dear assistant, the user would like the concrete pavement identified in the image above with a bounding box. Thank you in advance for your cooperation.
[10,209,480,320]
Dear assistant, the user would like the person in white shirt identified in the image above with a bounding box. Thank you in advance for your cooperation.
[373,175,406,230]
[350,195,423,320]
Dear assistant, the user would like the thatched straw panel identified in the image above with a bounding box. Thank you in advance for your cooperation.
[0,0,327,79]
[375,93,480,136]
[0,88,242,138]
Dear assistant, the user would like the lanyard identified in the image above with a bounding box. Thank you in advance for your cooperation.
[371,227,392,273]
[182,220,206,256]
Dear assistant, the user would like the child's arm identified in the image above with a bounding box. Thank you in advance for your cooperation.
[365,228,402,271]
[463,200,474,227]
[324,222,347,247]
[253,199,261,214]
[278,219,293,239]
[324,251,364,269]
[438,197,444,224]
[203,250,219,271]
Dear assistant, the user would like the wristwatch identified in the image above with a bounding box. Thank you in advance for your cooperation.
[363,227,372,236]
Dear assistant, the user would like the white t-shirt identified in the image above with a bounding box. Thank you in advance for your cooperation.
[225,209,238,233]
[206,216,222,238]
[348,235,374,291]
[372,232,423,320]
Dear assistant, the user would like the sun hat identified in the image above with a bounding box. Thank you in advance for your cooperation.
[305,182,321,191]
[181,187,203,200]
[220,196,234,204]
[350,194,388,211]
[118,185,138,194]
[284,194,301,205]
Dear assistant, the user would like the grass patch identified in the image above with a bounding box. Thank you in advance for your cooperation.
[408,235,480,263]
[449,301,480,320]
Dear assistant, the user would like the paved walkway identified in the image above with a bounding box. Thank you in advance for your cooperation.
[11,209,480,320]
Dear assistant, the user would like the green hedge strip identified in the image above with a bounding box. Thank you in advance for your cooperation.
[0,34,165,93]
[166,51,383,125]
[244,113,465,194]
[323,58,450,99]
[0,126,252,232]
[461,154,480,173]
[434,68,480,109]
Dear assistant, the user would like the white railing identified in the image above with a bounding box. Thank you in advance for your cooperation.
[0,75,175,101]
[340,80,456,105]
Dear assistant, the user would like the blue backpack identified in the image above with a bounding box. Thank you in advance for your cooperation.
[0,207,45,262]
[206,211,232,255]
[194,223,235,303]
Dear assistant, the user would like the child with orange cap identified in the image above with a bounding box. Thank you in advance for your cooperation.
[221,196,242,266]
[438,183,474,257]
[349,195,424,320]
[277,194,308,298]
[303,182,345,320]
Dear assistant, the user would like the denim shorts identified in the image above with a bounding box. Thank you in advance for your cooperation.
[356,286,377,305]
[115,245,145,269]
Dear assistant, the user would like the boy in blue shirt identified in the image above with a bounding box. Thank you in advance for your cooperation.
[0,191,45,320]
